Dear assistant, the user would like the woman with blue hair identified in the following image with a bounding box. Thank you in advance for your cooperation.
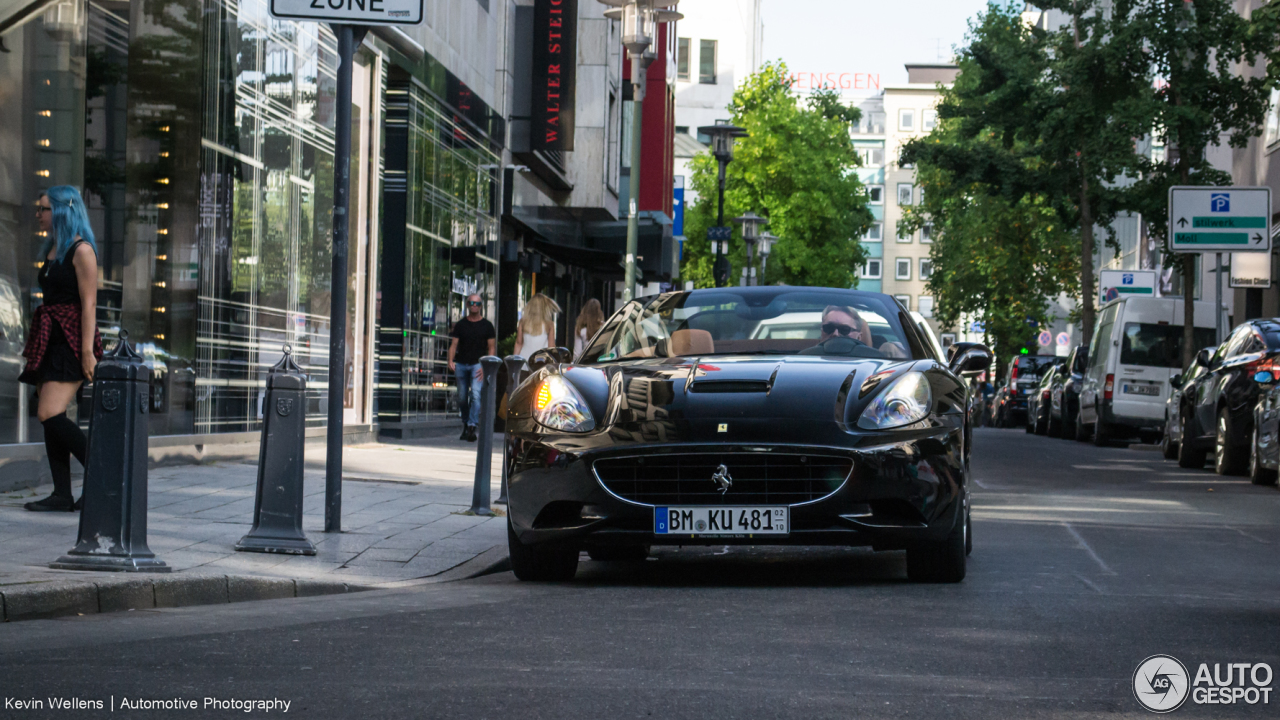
[19,186,104,512]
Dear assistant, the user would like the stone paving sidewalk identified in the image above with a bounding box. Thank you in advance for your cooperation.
[0,432,507,614]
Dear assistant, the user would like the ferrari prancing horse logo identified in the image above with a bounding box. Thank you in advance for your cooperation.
[711,464,733,494]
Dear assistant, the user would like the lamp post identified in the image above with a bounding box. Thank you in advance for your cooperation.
[697,122,747,287]
[758,231,778,284]
[602,0,682,303]
[733,211,765,286]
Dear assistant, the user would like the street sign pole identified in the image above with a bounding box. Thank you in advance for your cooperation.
[1215,252,1224,345]
[325,23,367,533]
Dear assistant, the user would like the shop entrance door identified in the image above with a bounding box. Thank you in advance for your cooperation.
[343,53,378,427]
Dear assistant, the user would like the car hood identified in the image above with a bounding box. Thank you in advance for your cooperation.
[511,355,967,450]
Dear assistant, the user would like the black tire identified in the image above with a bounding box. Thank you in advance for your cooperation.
[1024,410,1035,433]
[964,507,973,557]
[1092,418,1110,447]
[587,545,650,562]
[1249,423,1279,486]
[1160,417,1179,460]
[1034,409,1048,435]
[508,518,579,581]
[1047,412,1062,438]
[906,505,967,583]
[1215,409,1248,476]
[1074,412,1090,442]
[1177,409,1208,469]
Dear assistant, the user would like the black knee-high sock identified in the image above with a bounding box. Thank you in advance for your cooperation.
[44,412,86,467]
[42,417,73,499]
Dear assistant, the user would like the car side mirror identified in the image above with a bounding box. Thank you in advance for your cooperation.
[527,346,573,371]
[1169,373,1183,389]
[1194,348,1213,368]
[948,342,994,377]
[1255,371,1275,386]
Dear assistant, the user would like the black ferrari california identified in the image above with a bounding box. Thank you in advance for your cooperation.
[504,287,992,583]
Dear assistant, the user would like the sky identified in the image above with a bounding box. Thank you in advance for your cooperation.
[761,0,996,88]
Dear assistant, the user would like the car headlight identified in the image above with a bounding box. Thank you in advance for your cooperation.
[857,371,932,430]
[534,375,596,432]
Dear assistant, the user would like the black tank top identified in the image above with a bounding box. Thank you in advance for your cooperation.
[38,240,88,306]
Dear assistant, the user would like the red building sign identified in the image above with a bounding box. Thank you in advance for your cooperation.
[531,0,577,151]
[789,72,882,92]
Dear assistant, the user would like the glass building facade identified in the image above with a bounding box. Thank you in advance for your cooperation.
[0,0,500,454]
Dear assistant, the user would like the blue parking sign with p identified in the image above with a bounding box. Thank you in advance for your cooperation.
[1122,273,1134,285]
[1211,193,1230,212]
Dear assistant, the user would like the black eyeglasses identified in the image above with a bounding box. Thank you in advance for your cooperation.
[822,322,859,337]
[35,206,50,215]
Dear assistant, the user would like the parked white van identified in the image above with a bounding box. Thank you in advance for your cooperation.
[1077,296,1223,445]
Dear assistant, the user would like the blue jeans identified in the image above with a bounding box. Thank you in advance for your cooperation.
[455,363,483,426]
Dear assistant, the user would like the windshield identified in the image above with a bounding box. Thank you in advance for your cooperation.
[579,290,924,362]
[1120,323,1219,368]
[1012,356,1058,383]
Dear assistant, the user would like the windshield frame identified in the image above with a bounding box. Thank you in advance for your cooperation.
[578,288,931,364]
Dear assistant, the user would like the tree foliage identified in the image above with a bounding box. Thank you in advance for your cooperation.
[681,62,872,288]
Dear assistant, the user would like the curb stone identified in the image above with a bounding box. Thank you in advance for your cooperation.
[1,575,362,623]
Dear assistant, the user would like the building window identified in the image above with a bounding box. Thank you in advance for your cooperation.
[675,125,689,136]
[921,223,933,243]
[861,258,882,279]
[896,257,912,280]
[857,147,885,166]
[677,38,691,81]
[699,40,717,84]
[899,108,915,131]
[867,185,883,204]
[922,109,937,131]
[897,183,913,206]
[896,226,913,243]
[865,222,882,242]
[894,294,912,310]
[897,149,914,170]
[919,258,932,280]
[919,296,935,318]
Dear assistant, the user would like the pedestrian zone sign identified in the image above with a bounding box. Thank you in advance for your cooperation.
[1168,186,1271,253]
[270,0,423,25]
[1099,269,1157,305]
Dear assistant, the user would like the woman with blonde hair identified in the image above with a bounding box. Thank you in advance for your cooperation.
[514,293,560,357]
[573,298,605,358]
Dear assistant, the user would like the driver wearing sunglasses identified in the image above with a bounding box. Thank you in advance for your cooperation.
[818,305,867,344]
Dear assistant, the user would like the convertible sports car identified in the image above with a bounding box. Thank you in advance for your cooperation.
[503,287,992,583]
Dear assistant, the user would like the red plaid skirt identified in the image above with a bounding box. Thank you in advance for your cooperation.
[20,303,104,385]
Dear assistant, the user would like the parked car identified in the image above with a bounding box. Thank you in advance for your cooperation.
[1002,354,1060,428]
[1248,368,1280,486]
[1027,362,1066,435]
[1078,296,1221,446]
[1174,319,1280,474]
[1051,344,1088,439]
[1160,346,1215,460]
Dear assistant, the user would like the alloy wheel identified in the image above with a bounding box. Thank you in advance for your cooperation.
[1217,415,1227,473]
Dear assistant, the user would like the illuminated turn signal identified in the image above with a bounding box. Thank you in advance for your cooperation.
[535,382,552,411]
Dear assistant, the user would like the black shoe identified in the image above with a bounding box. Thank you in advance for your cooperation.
[73,496,83,511]
[465,425,478,442]
[25,494,74,512]
[459,425,469,440]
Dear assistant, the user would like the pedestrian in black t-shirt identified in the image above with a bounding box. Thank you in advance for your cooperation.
[448,294,496,441]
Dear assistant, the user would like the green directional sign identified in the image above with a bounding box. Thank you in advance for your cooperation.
[1169,186,1271,253]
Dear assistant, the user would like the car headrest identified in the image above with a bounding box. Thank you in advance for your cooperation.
[670,329,714,356]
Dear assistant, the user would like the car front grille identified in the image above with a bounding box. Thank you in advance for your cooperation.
[593,453,852,507]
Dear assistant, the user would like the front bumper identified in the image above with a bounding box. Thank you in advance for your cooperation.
[506,429,966,552]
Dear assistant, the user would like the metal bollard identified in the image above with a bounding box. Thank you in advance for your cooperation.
[51,331,169,572]
[496,355,526,505]
[468,356,502,516]
[236,346,316,555]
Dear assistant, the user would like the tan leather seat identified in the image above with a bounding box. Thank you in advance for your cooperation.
[670,329,714,355]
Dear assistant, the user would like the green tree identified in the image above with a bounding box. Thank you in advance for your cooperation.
[681,62,872,288]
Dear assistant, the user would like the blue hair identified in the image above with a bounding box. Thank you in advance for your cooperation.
[40,185,96,264]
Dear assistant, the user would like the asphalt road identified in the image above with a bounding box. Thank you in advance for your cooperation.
[3,428,1279,718]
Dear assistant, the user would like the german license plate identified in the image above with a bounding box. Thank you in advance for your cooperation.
[1123,384,1159,396]
[654,506,789,536]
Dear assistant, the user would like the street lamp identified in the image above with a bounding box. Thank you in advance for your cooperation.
[758,231,779,284]
[733,211,765,286]
[601,0,683,304]
[697,122,747,287]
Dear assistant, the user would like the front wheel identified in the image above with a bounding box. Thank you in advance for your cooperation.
[508,519,579,581]
[1074,413,1091,442]
[907,507,967,583]
[1250,423,1278,486]
[1177,410,1208,469]
[1160,418,1179,460]
[1047,412,1062,438]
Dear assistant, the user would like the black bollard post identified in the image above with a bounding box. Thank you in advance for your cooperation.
[51,331,169,572]
[469,356,502,516]
[496,355,525,505]
[236,346,316,555]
